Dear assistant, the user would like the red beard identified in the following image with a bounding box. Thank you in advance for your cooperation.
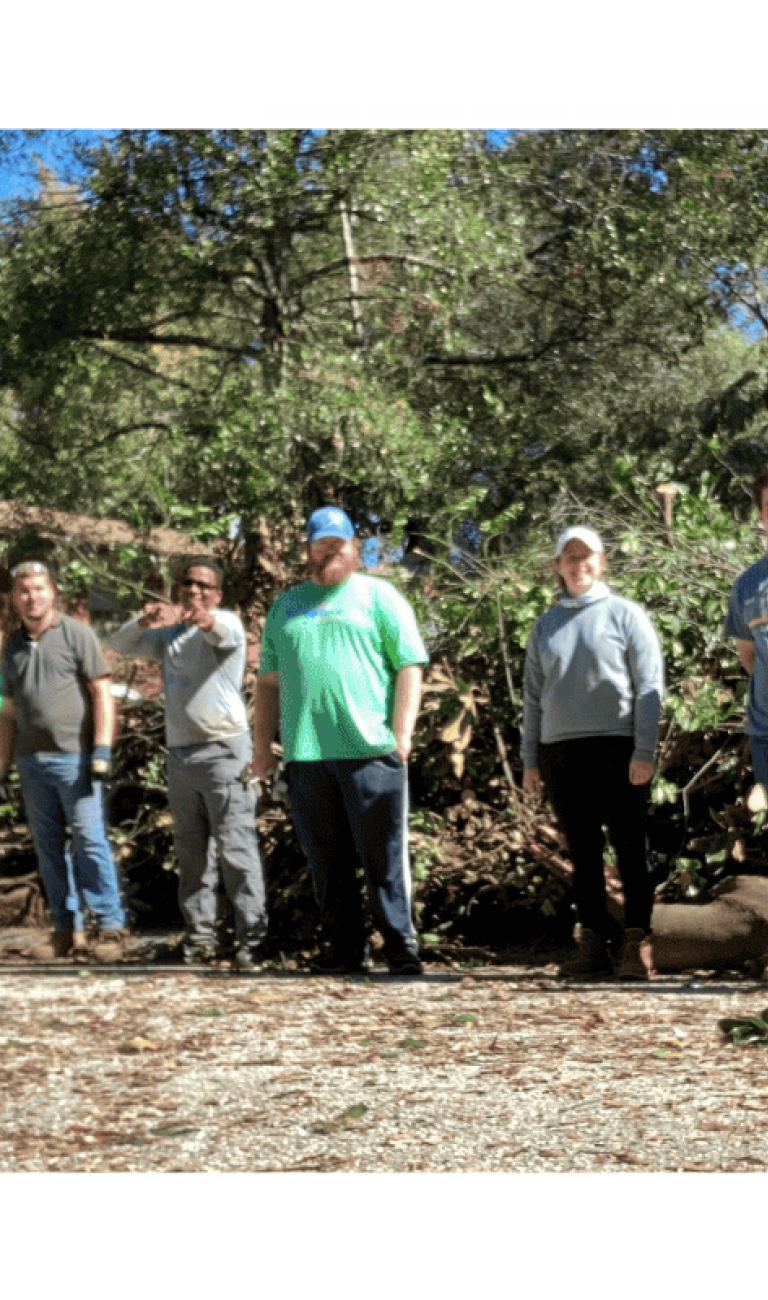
[308,551,358,586]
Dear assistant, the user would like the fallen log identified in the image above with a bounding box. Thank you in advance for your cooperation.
[528,803,768,973]
[652,876,768,976]
[0,499,207,558]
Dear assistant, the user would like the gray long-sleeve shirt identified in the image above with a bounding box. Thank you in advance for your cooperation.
[521,585,664,768]
[109,611,249,749]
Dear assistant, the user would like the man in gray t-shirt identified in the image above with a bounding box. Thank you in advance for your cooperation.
[0,561,127,961]
[110,558,266,969]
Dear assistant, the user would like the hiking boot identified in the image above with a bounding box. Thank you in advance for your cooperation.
[614,927,653,981]
[89,929,132,963]
[309,949,370,975]
[70,931,89,962]
[26,929,87,961]
[231,945,265,973]
[558,926,613,978]
[182,941,218,965]
[387,952,423,977]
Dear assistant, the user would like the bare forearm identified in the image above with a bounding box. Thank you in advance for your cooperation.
[91,680,115,747]
[254,679,280,746]
[392,664,422,761]
[0,712,16,775]
[736,639,756,675]
[252,675,281,778]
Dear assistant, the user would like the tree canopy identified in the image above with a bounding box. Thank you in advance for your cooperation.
[2,129,768,556]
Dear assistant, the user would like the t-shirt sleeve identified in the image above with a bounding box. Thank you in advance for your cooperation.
[73,623,111,680]
[723,577,752,641]
[375,583,428,671]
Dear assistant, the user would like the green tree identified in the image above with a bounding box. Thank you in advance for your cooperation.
[419,130,768,537]
[0,130,500,541]
[3,129,768,556]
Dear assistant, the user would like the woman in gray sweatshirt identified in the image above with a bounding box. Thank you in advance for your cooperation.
[522,526,664,980]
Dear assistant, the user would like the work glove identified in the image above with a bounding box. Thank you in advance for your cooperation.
[90,745,112,782]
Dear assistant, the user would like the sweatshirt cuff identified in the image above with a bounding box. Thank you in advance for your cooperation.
[201,617,230,645]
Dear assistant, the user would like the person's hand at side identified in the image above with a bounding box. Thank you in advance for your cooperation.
[392,664,422,764]
[523,767,542,798]
[252,742,277,782]
[252,672,280,782]
[629,759,655,785]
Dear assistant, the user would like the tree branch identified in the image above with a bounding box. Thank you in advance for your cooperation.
[299,251,457,288]
[81,329,259,360]
[96,345,203,392]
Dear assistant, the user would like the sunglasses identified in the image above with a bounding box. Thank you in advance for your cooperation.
[181,578,219,592]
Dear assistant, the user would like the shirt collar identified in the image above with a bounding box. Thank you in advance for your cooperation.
[559,581,611,609]
[21,611,61,642]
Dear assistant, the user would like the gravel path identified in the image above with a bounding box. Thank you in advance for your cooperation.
[1,950,767,1173]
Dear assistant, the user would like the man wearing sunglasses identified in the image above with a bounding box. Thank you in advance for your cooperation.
[110,558,266,968]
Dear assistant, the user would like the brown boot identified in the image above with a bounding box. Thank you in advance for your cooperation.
[558,926,613,977]
[71,931,89,961]
[25,929,87,961]
[89,929,131,963]
[614,927,653,981]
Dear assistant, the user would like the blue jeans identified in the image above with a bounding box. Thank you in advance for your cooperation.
[16,753,126,932]
[286,752,418,964]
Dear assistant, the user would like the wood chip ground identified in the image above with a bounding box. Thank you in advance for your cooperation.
[1,939,767,1173]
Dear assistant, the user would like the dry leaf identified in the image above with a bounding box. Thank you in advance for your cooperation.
[458,689,479,715]
[440,709,472,747]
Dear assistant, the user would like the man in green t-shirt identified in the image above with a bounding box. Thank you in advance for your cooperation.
[253,507,428,975]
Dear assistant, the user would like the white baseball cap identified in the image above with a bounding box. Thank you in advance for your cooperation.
[554,526,604,557]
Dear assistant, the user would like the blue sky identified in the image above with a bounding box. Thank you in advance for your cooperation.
[0,130,514,202]
[0,129,115,200]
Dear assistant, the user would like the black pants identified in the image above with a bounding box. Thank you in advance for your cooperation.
[538,736,654,936]
[286,753,418,964]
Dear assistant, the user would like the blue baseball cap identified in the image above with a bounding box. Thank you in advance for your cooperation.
[306,506,355,544]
